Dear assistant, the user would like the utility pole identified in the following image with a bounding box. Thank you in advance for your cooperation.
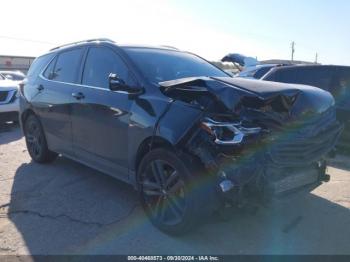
[291,41,295,62]
[315,53,318,64]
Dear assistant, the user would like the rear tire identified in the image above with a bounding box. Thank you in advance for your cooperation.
[137,148,205,235]
[24,114,58,163]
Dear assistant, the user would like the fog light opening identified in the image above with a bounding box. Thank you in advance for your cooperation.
[219,179,235,193]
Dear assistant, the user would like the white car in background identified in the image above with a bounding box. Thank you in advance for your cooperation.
[0,70,26,84]
[0,73,20,123]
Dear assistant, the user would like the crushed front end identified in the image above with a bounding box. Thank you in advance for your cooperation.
[159,77,343,208]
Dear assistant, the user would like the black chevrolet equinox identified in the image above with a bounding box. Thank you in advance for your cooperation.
[19,38,343,234]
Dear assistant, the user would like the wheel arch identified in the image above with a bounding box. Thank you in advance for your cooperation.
[21,108,36,126]
[20,108,38,135]
[134,136,175,175]
[21,108,50,149]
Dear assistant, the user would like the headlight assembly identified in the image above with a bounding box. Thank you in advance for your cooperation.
[201,118,261,145]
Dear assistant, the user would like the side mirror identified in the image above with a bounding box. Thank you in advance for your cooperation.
[109,73,143,95]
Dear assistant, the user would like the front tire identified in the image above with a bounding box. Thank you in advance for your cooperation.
[138,148,204,235]
[24,114,58,163]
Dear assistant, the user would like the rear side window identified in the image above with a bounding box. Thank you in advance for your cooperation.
[254,67,273,79]
[51,49,84,83]
[82,47,135,89]
[273,69,299,83]
[269,67,333,90]
[27,53,55,81]
[297,68,333,90]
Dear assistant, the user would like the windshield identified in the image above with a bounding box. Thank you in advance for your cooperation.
[123,47,228,84]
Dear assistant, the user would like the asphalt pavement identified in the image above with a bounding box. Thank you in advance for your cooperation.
[0,123,349,255]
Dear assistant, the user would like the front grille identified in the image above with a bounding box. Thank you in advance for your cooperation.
[0,91,9,102]
[267,107,342,167]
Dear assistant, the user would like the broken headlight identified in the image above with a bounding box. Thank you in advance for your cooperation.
[201,118,262,145]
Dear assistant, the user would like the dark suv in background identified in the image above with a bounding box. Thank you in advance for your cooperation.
[262,65,350,148]
[20,39,342,234]
[262,65,350,121]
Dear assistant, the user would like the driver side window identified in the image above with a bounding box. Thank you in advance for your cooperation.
[82,47,136,89]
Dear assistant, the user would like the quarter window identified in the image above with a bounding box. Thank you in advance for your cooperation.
[51,49,83,83]
[43,57,57,79]
[82,47,135,89]
[27,53,55,81]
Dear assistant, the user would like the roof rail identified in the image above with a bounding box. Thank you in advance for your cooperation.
[161,45,179,50]
[50,38,115,51]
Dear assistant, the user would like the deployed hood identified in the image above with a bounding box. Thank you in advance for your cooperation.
[159,77,334,118]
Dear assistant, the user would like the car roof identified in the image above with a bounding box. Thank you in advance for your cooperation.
[269,64,350,71]
[118,44,180,51]
[264,64,350,76]
[46,39,180,56]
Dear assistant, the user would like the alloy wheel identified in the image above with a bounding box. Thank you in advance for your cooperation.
[26,120,43,158]
[141,160,187,226]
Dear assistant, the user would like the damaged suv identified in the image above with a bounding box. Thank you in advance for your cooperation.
[20,39,342,234]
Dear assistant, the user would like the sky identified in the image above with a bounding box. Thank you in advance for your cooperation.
[0,0,349,65]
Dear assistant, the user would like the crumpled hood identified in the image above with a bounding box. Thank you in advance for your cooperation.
[159,77,335,117]
[0,80,18,91]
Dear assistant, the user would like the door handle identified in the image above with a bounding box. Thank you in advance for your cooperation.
[72,92,85,100]
[37,85,44,91]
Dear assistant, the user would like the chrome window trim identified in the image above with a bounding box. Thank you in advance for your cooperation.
[38,45,140,93]
[39,54,112,92]
[39,74,112,92]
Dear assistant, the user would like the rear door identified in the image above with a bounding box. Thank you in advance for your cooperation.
[71,46,138,181]
[36,48,85,155]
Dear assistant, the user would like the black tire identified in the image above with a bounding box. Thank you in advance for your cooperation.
[24,114,58,163]
[137,148,204,235]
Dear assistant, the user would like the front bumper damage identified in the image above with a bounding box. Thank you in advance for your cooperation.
[185,107,342,206]
[159,77,343,208]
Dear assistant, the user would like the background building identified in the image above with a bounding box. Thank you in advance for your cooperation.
[0,55,36,74]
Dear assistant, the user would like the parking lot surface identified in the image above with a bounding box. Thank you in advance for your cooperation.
[0,123,350,255]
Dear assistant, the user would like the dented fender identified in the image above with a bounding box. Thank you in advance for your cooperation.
[155,100,203,145]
